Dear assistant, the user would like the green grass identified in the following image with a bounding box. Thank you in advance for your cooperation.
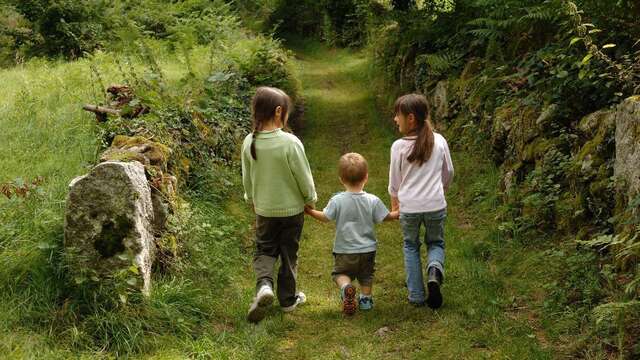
[0,39,558,358]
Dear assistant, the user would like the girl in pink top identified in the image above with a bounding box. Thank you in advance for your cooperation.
[388,94,454,309]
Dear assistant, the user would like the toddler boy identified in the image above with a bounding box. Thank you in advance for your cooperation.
[305,153,398,314]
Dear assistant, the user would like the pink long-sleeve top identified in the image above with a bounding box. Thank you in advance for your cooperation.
[388,133,454,213]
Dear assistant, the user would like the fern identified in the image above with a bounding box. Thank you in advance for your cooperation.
[521,8,557,23]
[593,301,640,356]
[520,0,562,25]
[578,232,639,270]
[469,28,502,40]
[415,51,461,77]
[594,300,640,322]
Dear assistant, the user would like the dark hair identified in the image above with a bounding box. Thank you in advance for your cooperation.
[338,152,368,185]
[250,86,292,160]
[394,93,434,165]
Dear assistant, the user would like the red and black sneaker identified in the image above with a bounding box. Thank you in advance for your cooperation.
[341,284,357,315]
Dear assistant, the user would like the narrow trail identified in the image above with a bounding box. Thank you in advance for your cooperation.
[253,43,553,359]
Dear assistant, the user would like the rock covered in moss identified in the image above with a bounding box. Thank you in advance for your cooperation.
[535,104,560,130]
[614,96,640,204]
[578,109,615,138]
[64,161,156,295]
[101,135,176,234]
[491,100,540,164]
[101,135,171,171]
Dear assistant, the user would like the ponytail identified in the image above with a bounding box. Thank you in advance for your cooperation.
[407,117,434,164]
[250,130,258,160]
[394,94,435,165]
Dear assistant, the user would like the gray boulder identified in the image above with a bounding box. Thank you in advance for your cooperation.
[64,161,155,295]
[614,96,640,204]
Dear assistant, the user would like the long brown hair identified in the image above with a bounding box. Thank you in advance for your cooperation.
[394,93,435,165]
[250,86,292,160]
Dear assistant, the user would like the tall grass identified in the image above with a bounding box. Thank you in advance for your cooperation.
[0,27,298,356]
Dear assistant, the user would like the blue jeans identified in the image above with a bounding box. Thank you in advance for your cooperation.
[400,209,446,303]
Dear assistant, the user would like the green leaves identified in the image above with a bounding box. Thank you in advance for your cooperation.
[581,53,593,66]
[570,37,582,46]
[206,72,235,84]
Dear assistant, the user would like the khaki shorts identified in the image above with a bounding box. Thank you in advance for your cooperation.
[332,251,376,287]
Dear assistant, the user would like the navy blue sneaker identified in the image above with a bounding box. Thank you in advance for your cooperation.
[427,267,443,309]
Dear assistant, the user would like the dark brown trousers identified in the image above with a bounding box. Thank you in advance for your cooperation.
[253,213,304,307]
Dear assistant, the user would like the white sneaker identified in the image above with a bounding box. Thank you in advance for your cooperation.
[247,284,275,323]
[281,292,307,313]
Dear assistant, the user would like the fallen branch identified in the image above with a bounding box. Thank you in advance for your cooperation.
[83,104,121,122]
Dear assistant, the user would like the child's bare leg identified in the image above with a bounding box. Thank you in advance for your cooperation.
[360,285,372,296]
[334,274,352,289]
[358,282,374,310]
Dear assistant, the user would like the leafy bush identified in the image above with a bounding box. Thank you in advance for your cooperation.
[36,0,109,58]
[234,37,299,100]
[0,4,36,66]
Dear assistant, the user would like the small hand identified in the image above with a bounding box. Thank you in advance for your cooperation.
[304,204,315,214]
[389,210,400,220]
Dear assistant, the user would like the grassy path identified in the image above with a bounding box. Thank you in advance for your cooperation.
[246,42,554,359]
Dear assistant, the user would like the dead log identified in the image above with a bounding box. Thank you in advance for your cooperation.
[83,104,121,122]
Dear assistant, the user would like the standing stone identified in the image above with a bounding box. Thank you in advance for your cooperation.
[64,161,155,295]
[614,96,640,204]
[432,81,449,121]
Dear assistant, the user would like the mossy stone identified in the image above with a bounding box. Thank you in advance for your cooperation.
[109,135,171,169]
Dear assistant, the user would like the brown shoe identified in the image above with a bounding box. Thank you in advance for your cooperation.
[341,284,357,315]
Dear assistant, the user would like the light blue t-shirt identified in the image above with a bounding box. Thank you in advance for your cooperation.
[323,191,390,254]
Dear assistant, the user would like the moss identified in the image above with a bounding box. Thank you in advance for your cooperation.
[511,105,540,156]
[491,99,540,163]
[589,178,610,197]
[491,100,518,153]
[578,110,614,138]
[575,117,614,170]
[101,149,147,164]
[521,137,554,163]
[110,135,171,168]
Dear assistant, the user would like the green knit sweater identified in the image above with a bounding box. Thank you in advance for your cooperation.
[241,129,317,217]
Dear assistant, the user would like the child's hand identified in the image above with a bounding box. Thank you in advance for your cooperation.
[383,210,400,222]
[304,204,315,214]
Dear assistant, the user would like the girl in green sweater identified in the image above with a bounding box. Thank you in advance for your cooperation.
[241,86,317,323]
